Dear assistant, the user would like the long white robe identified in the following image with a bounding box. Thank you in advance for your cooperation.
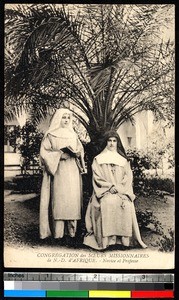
[84,155,147,250]
[39,133,84,239]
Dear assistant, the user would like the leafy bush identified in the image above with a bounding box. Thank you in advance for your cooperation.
[137,210,174,252]
[127,148,174,196]
[6,121,44,173]
[146,177,174,194]
[18,121,44,169]
[127,148,151,195]
[13,174,42,193]
[156,229,174,252]
[136,210,163,234]
[4,125,21,152]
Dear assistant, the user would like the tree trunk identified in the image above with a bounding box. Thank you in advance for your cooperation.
[85,124,113,162]
[84,125,115,195]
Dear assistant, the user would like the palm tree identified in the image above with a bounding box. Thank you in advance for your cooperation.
[5,4,174,158]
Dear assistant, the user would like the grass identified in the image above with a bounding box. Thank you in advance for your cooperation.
[4,191,174,252]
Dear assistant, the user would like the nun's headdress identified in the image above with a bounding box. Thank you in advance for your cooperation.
[102,130,128,159]
[44,108,74,138]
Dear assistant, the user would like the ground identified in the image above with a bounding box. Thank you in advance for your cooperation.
[4,189,174,252]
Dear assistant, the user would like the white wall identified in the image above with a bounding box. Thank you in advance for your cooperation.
[4,152,21,178]
[118,111,155,150]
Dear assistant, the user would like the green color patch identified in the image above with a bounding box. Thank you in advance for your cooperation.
[47,290,89,298]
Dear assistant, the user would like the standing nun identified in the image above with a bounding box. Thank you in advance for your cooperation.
[84,130,147,250]
[39,108,85,240]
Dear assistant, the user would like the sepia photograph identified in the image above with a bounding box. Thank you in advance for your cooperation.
[4,4,175,269]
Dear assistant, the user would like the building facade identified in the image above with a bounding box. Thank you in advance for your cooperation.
[4,110,172,177]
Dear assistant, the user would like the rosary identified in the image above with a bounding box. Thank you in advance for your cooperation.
[110,164,125,209]
[121,201,125,209]
[116,192,126,210]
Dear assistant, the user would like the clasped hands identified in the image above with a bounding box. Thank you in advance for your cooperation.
[109,186,127,201]
[109,186,118,194]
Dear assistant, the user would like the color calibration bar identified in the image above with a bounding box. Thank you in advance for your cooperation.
[4,290,174,298]
[4,273,174,298]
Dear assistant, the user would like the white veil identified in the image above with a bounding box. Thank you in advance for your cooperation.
[43,108,78,150]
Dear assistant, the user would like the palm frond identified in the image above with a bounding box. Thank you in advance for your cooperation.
[5,4,174,139]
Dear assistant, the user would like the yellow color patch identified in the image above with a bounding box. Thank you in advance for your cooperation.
[89,290,131,298]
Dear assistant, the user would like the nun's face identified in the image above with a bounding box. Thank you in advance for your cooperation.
[61,113,71,128]
[106,137,117,151]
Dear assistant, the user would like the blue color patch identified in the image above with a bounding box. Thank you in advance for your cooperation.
[4,290,46,297]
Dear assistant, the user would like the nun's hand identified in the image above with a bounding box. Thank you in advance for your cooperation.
[61,153,70,160]
[109,186,118,194]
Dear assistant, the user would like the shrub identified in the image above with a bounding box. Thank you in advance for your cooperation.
[156,229,174,252]
[126,149,174,196]
[136,210,153,228]
[146,177,174,194]
[13,174,43,193]
[6,121,44,174]
[136,210,163,234]
[127,149,151,195]
[4,125,21,152]
[18,121,44,170]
